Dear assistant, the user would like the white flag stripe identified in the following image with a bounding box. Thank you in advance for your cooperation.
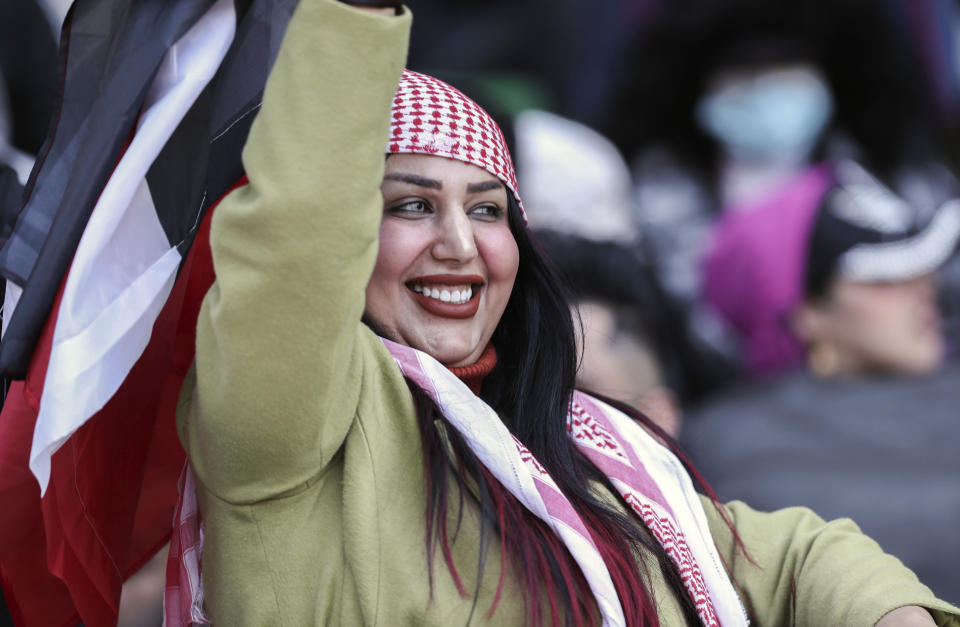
[2,282,22,339]
[30,0,236,493]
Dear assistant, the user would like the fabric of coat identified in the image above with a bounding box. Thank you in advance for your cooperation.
[176,1,960,625]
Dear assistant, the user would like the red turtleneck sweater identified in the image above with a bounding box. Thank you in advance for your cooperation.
[446,344,497,394]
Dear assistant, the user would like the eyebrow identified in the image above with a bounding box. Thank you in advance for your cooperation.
[466,180,504,194]
[383,173,442,189]
[383,173,504,194]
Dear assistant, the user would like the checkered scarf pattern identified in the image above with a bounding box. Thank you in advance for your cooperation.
[387,69,526,222]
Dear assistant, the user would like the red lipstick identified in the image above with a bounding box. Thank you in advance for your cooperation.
[408,274,484,319]
[410,274,484,285]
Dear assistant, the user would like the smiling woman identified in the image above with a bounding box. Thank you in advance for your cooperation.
[172,1,960,625]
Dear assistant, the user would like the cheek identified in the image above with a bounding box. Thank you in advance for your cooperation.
[829,287,887,330]
[371,221,419,280]
[849,293,914,335]
[834,293,915,354]
[366,224,414,313]
[479,229,520,285]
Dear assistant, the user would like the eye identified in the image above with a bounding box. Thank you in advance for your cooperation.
[387,199,432,217]
[469,204,503,221]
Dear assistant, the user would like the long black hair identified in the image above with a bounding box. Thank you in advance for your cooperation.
[408,193,740,626]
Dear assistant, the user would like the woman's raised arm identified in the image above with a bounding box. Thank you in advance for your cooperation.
[179,0,410,504]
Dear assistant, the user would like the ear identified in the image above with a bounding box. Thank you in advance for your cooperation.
[789,300,826,345]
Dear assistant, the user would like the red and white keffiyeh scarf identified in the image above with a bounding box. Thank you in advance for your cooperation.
[164,339,748,627]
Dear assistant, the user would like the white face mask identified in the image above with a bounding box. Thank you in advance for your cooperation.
[696,64,834,164]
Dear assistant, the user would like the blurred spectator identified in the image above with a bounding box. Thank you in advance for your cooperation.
[503,107,733,420]
[704,160,959,377]
[495,106,677,432]
[509,104,742,402]
[683,159,960,599]
[607,0,960,396]
[537,230,682,437]
[514,110,635,242]
[508,107,678,428]
[612,0,948,214]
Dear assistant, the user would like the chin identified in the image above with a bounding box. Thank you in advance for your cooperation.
[888,344,944,376]
[909,348,945,375]
[435,348,480,368]
[413,337,481,367]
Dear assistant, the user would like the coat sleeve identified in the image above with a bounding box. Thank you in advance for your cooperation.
[703,498,960,626]
[178,0,411,505]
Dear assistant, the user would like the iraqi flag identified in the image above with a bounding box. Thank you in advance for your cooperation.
[0,0,296,624]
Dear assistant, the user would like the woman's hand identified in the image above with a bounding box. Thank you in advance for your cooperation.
[875,606,938,627]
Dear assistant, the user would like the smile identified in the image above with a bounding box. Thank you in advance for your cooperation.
[410,283,473,304]
[407,274,483,319]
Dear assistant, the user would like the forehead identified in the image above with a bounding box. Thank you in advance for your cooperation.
[704,61,825,94]
[384,153,503,186]
[828,275,929,301]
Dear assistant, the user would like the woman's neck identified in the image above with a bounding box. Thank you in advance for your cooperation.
[447,344,497,394]
[720,154,810,209]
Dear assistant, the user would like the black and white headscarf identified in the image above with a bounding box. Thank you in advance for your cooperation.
[805,160,960,296]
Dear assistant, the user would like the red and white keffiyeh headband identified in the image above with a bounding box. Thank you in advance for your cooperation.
[387,69,526,222]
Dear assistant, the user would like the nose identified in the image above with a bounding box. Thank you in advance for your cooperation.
[431,207,478,263]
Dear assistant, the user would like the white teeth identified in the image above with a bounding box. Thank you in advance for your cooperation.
[411,283,475,304]
[449,288,472,304]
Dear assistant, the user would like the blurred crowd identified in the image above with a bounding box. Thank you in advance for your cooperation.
[2,0,959,622]
[403,0,960,601]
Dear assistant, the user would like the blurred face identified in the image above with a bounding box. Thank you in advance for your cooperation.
[696,62,833,164]
[365,154,519,367]
[574,301,681,437]
[795,274,944,376]
[575,301,661,404]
